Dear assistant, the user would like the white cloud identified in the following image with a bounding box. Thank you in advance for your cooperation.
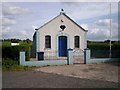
[87,19,118,41]
[110,22,118,40]
[2,25,35,40]
[20,30,27,36]
[59,0,119,2]
[88,28,110,41]
[3,3,31,16]
[1,2,118,41]
[63,2,118,20]
[2,0,119,2]
[1,3,32,39]
[32,25,38,30]
[90,28,99,34]
[96,19,111,27]
[89,28,106,36]
[0,17,16,26]
[2,26,14,39]
[2,26,27,39]
[80,24,88,30]
[105,30,110,37]
[2,26,12,33]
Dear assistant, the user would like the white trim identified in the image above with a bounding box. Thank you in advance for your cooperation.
[74,35,81,50]
[56,32,70,57]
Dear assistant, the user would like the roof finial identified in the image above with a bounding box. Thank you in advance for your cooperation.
[60,8,65,14]
[61,9,64,12]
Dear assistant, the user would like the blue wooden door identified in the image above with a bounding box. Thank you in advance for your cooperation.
[58,36,67,57]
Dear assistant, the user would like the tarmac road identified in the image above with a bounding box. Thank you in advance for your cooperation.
[2,71,119,88]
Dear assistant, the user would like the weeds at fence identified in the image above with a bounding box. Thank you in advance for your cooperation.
[2,58,32,71]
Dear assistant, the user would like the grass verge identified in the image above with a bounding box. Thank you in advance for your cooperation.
[2,58,32,71]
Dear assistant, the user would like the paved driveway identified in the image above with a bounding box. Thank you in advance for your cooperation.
[2,71,118,88]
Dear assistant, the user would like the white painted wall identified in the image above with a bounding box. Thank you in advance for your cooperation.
[37,13,87,54]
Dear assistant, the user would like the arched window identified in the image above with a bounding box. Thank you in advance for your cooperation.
[74,36,80,48]
[45,35,51,48]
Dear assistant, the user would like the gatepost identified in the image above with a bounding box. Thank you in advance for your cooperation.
[67,48,73,65]
[19,51,25,66]
[84,48,91,64]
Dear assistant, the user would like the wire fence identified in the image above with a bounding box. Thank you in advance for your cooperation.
[44,50,67,60]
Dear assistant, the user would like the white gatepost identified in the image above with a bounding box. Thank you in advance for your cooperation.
[84,48,91,64]
[19,51,25,65]
[67,49,73,65]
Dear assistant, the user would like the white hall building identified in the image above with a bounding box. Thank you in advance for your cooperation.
[32,9,88,59]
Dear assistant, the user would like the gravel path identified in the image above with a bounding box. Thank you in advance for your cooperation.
[34,63,119,83]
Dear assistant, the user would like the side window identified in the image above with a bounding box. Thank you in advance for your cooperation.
[45,35,51,48]
[74,36,80,48]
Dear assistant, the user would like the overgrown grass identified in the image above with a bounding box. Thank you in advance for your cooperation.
[2,58,32,71]
[2,40,32,61]
[1,41,11,47]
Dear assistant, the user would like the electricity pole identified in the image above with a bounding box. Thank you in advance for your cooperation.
[109,3,112,58]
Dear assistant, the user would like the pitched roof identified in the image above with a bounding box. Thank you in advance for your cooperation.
[36,12,88,32]
[62,13,87,32]
[37,14,60,30]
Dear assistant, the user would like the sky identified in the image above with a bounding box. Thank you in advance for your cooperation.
[1,1,119,41]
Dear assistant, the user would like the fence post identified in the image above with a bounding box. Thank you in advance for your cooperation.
[67,49,73,65]
[84,48,91,64]
[19,51,25,65]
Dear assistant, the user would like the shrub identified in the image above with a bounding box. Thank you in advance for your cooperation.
[112,42,120,50]
[87,42,120,50]
[87,43,109,50]
[2,45,30,61]
[2,58,31,71]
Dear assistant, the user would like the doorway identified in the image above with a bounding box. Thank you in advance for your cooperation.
[58,36,67,57]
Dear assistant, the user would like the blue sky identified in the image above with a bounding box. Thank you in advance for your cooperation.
[1,2,119,41]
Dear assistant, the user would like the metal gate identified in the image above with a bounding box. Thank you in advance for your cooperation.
[44,50,67,60]
[73,49,84,64]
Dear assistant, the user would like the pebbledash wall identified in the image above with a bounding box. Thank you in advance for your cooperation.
[20,48,119,67]
[84,48,120,64]
[20,49,73,67]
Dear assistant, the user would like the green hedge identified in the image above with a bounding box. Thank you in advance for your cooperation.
[2,45,30,61]
[87,42,120,58]
[87,42,120,50]
[111,43,120,50]
[88,43,109,50]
